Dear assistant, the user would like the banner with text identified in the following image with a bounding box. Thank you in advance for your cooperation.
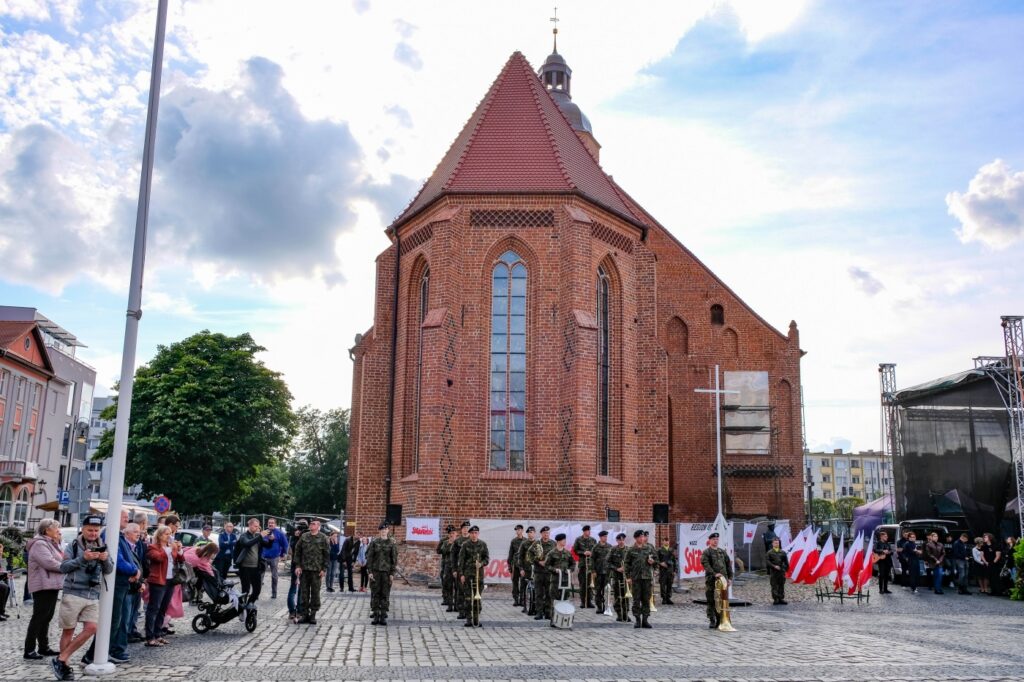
[405,517,440,543]
[677,521,735,579]
[471,518,656,584]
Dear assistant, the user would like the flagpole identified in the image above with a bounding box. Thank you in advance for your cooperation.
[86,1,167,674]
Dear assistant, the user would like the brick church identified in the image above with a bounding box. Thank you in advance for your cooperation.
[346,45,806,538]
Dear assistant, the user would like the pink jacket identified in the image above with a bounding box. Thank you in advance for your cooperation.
[183,547,214,576]
[27,535,65,593]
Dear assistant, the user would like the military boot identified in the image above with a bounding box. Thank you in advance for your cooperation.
[633,617,642,628]
[642,615,652,629]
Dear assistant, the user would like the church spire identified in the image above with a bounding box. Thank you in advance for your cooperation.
[550,6,559,53]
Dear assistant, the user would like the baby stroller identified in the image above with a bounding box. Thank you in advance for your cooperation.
[187,563,258,634]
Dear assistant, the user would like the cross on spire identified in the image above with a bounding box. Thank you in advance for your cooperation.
[550,6,559,53]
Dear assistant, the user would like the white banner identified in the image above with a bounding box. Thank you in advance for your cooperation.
[405,517,440,543]
[471,518,656,584]
[742,523,758,544]
[677,521,735,579]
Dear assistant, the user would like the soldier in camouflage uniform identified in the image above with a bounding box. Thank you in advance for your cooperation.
[592,530,612,613]
[451,521,471,619]
[507,524,526,606]
[457,525,489,627]
[572,525,598,608]
[293,519,330,624]
[625,529,656,628]
[544,533,576,626]
[657,538,678,605]
[530,526,555,620]
[608,532,630,622]
[437,525,457,611]
[701,531,733,629]
[367,522,399,625]
[517,526,537,614]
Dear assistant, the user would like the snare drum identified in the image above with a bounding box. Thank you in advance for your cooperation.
[551,599,575,629]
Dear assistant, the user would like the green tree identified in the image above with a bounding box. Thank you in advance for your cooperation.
[289,406,349,516]
[834,496,865,521]
[95,331,296,514]
[229,461,295,517]
[811,498,835,524]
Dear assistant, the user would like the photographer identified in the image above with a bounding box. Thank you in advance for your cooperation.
[235,518,274,603]
[0,541,10,621]
[52,514,114,681]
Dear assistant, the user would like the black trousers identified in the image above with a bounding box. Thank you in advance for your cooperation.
[343,560,356,591]
[534,571,550,617]
[239,566,264,602]
[659,569,674,602]
[770,571,786,602]
[595,572,608,610]
[877,560,892,592]
[25,589,59,654]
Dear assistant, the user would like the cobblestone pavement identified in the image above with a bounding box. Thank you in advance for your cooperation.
[1,575,1021,681]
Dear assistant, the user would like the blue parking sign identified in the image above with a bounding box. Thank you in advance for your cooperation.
[58,489,70,505]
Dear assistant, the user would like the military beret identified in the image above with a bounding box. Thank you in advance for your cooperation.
[642,530,650,537]
[616,533,627,540]
[708,532,720,539]
[598,530,609,537]
[540,526,550,533]
[378,522,390,530]
[555,533,566,541]
[633,529,644,538]
[469,525,480,532]
[514,524,524,530]
[446,525,456,532]
[526,526,536,532]
[581,524,591,531]
[460,521,471,528]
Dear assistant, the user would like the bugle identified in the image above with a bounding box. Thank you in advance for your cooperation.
[715,575,736,632]
[602,582,614,616]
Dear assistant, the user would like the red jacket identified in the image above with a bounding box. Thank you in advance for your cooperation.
[146,543,183,586]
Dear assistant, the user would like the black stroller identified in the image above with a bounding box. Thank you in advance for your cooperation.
[187,563,258,634]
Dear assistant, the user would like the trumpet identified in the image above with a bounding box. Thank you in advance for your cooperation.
[715,575,736,631]
[648,558,657,612]
[588,554,595,590]
[473,560,482,601]
[602,582,614,616]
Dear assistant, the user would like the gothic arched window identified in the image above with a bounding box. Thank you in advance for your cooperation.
[597,266,611,476]
[490,251,527,471]
[711,304,725,326]
[13,487,29,528]
[412,266,429,472]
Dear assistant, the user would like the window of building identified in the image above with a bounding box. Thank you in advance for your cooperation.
[821,458,828,467]
[822,474,831,483]
[66,382,76,416]
[0,369,7,396]
[412,266,429,473]
[851,459,860,468]
[15,377,25,403]
[0,486,11,526]
[710,304,725,326]
[824,490,833,500]
[852,476,860,484]
[597,266,611,476]
[841,486,848,496]
[489,251,527,471]
[13,487,28,528]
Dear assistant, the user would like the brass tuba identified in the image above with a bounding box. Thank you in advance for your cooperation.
[715,575,736,631]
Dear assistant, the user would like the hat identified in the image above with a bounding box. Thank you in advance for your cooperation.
[203,524,213,531]
[555,533,566,541]
[526,526,536,533]
[581,524,591,531]
[378,522,390,530]
[633,529,644,539]
[446,525,456,533]
[616,532,626,540]
[540,526,550,533]
[460,521,471,528]
[708,532,720,539]
[598,530,608,537]
[642,530,650,537]
[82,514,104,527]
[514,523,524,530]
[469,525,480,532]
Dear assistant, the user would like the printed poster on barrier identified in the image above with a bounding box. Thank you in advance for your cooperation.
[471,518,657,584]
[405,517,440,543]
[677,521,735,579]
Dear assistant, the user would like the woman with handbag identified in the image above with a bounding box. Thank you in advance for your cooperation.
[160,516,186,635]
[145,526,182,647]
[23,519,64,660]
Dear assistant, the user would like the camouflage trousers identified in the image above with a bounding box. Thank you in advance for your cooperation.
[298,570,322,617]
[611,574,629,620]
[631,578,652,619]
[370,570,393,618]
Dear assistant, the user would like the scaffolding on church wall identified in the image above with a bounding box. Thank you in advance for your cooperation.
[879,363,903,520]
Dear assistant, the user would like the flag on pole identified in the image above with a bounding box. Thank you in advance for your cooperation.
[785,527,811,579]
[832,533,846,591]
[788,528,818,582]
[851,537,875,594]
[809,534,837,584]
[743,523,758,544]
[842,532,864,590]
[795,535,821,584]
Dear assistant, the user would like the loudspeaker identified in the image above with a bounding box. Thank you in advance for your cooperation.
[652,504,669,524]
[606,509,620,523]
[386,504,403,527]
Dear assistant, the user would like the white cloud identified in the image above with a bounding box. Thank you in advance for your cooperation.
[948,159,1024,249]
[848,266,884,296]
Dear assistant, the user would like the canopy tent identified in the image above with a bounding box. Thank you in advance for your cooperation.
[851,494,893,536]
[36,498,156,522]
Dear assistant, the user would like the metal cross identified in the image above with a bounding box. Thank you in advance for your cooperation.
[550,7,559,51]
[695,364,740,522]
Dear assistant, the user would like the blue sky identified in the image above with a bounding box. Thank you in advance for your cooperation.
[1,0,1022,454]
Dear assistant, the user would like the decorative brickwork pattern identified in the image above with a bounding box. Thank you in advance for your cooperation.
[591,222,634,254]
[714,464,796,478]
[469,209,555,228]
[561,313,576,371]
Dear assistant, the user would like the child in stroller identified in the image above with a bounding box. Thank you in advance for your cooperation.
[183,544,258,633]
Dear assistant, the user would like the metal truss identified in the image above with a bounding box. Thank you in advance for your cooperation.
[879,363,903,520]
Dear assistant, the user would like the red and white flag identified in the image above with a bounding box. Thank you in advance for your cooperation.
[841,532,863,590]
[810,534,838,584]
[786,526,812,580]
[851,537,875,594]
[832,533,846,590]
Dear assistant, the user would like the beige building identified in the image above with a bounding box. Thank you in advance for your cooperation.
[804,449,891,501]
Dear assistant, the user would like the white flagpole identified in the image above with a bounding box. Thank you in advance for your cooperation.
[87,1,167,674]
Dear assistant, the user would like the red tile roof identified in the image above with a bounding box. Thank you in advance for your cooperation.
[392,51,648,229]
[0,321,35,350]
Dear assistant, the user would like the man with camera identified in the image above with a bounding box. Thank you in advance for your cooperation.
[235,517,275,603]
[53,514,114,681]
[83,511,142,666]
[0,540,10,621]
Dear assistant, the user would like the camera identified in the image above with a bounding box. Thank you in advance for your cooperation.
[85,562,102,587]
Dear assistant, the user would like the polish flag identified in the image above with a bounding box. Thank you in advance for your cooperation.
[789,530,819,583]
[785,527,812,580]
[809,535,838,584]
[795,540,821,584]
[832,533,846,591]
[851,538,875,594]
[842,532,864,590]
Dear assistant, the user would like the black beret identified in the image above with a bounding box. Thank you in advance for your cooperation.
[460,521,471,528]
[378,522,390,530]
[633,529,644,538]
[555,533,566,541]
[540,526,550,532]
[526,526,536,532]
[616,532,626,540]
[514,524,524,530]
[642,530,650,537]
[469,525,480,532]
[581,525,591,531]
[446,525,456,532]
[598,530,609,537]
[708,532,720,539]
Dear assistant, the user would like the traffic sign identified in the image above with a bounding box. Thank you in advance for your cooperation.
[57,489,70,506]
[153,495,172,514]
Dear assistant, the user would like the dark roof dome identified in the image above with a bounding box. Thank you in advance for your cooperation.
[550,93,592,133]
[537,47,593,135]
